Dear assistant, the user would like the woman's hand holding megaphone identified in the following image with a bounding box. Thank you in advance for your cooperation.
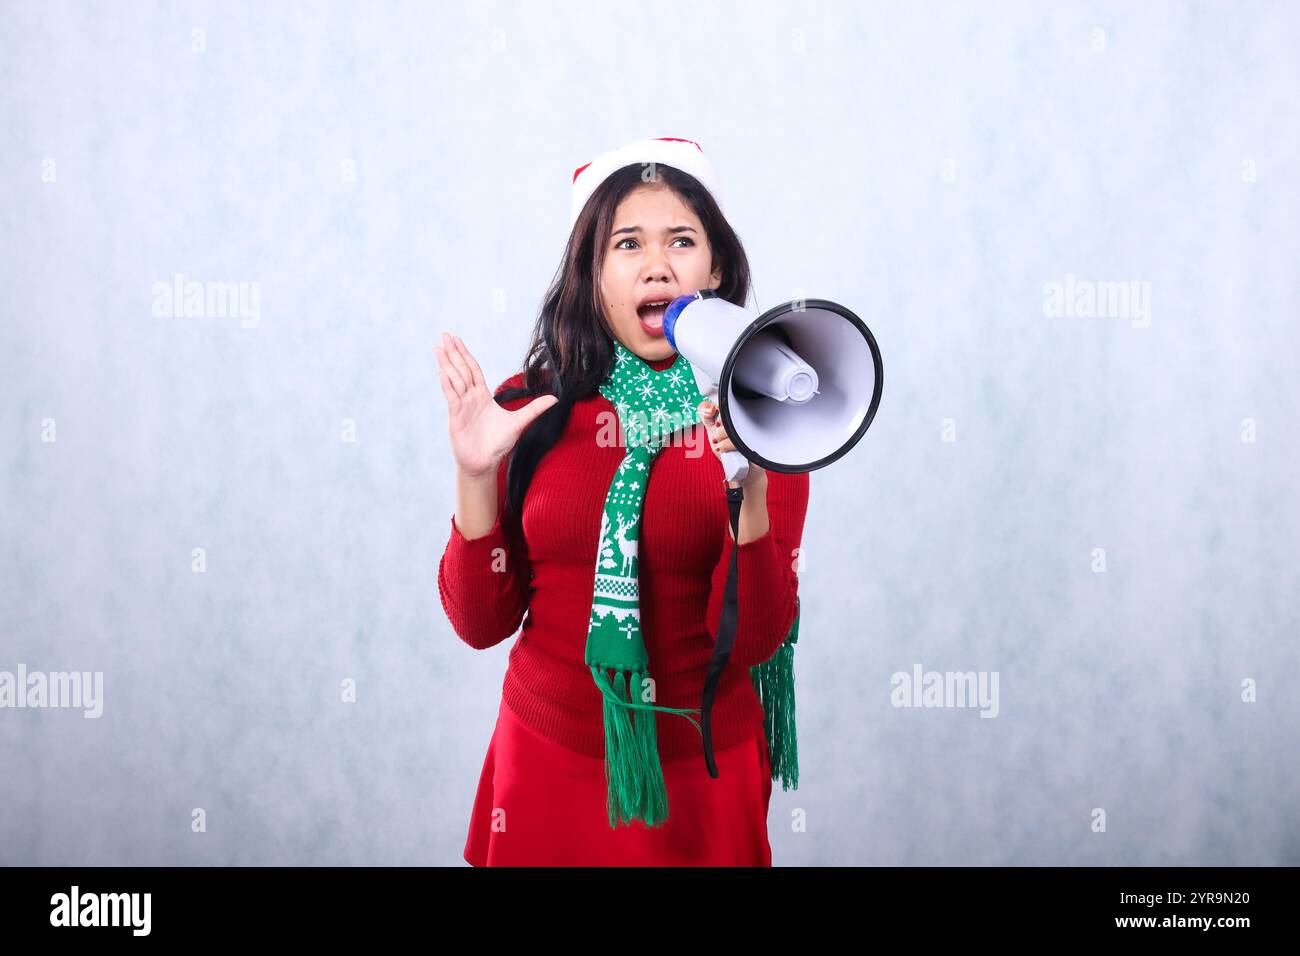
[699,399,768,494]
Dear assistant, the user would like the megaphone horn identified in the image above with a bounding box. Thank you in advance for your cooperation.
[663,290,884,480]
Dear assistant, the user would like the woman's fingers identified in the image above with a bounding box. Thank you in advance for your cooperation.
[697,399,734,454]
[440,332,475,393]
[433,342,467,403]
[436,336,467,395]
[433,354,461,408]
[450,334,484,390]
[512,393,560,431]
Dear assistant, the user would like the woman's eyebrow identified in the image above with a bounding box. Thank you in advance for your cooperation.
[610,225,698,236]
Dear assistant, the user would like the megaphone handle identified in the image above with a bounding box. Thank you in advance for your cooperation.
[721,449,749,484]
[699,378,749,482]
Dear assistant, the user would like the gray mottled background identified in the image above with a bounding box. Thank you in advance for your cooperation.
[2,0,1297,866]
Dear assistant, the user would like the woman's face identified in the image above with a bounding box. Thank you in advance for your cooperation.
[598,183,723,363]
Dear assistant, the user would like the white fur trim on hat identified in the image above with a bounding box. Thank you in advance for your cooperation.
[569,136,725,229]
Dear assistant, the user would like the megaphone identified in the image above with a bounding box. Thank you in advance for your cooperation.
[664,288,883,781]
[663,290,883,482]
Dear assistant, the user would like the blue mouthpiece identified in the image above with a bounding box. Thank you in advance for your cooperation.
[663,293,698,352]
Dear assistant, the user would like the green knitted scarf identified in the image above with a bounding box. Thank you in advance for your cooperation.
[586,337,800,829]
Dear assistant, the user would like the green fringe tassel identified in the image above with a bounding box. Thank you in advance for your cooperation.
[750,597,800,791]
[591,665,703,829]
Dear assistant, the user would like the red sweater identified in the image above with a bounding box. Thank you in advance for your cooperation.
[438,360,810,761]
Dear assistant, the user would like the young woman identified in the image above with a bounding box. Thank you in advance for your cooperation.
[434,138,809,866]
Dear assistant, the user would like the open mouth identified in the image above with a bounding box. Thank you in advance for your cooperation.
[637,300,671,331]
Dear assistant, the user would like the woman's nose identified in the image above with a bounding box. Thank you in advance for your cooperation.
[641,250,670,279]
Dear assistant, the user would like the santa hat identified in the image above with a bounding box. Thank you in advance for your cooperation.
[570,136,726,229]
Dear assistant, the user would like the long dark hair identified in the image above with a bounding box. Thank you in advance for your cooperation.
[496,162,753,518]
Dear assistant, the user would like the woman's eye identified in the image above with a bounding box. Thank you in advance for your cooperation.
[615,237,694,250]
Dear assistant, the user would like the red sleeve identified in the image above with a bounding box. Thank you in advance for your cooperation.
[705,470,810,668]
[436,377,533,650]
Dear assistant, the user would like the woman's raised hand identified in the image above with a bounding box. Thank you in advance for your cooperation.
[434,332,559,480]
